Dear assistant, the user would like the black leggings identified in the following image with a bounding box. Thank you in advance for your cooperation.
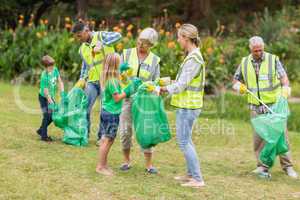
[37,94,53,139]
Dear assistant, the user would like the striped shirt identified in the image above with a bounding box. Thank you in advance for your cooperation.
[233,52,287,111]
[233,53,287,81]
[79,31,122,79]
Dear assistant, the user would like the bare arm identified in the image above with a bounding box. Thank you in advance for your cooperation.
[112,92,126,103]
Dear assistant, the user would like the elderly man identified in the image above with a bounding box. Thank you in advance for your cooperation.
[72,22,122,142]
[232,36,298,178]
[119,28,160,174]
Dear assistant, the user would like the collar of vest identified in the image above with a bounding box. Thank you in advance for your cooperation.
[124,47,160,66]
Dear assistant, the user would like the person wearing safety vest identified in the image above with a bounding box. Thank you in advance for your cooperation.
[232,36,298,179]
[119,28,160,174]
[160,24,205,188]
[71,22,122,142]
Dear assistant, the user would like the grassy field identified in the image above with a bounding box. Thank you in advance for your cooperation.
[1,81,300,200]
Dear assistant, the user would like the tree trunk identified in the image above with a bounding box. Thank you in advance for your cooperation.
[184,0,211,22]
[76,0,88,20]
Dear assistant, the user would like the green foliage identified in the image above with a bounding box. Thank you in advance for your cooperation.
[0,24,80,82]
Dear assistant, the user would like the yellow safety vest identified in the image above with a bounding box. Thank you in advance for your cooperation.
[79,31,115,82]
[122,47,160,82]
[241,52,281,105]
[170,50,206,109]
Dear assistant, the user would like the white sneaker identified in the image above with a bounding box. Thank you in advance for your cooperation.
[285,167,298,179]
[174,175,192,182]
[252,166,265,174]
[181,178,205,188]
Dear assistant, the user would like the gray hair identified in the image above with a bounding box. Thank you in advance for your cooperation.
[249,36,264,49]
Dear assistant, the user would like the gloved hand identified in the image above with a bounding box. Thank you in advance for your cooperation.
[132,77,142,89]
[74,79,86,89]
[155,77,171,86]
[282,86,291,99]
[119,62,130,74]
[233,81,247,94]
[123,78,143,97]
[48,103,58,112]
[60,91,68,104]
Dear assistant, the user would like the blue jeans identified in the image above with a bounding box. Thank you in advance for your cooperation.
[176,108,203,182]
[85,81,101,138]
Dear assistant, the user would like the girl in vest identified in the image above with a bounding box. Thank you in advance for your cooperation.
[96,53,139,176]
[160,24,205,188]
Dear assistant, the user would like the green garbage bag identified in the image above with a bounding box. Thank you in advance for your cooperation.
[131,83,171,149]
[52,87,88,146]
[250,97,289,167]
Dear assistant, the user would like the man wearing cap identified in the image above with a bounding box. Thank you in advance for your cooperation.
[72,22,122,142]
[232,36,298,178]
[119,27,161,174]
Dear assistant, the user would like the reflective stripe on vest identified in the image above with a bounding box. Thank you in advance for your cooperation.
[241,52,281,105]
[79,31,115,82]
[123,48,160,81]
[170,50,205,109]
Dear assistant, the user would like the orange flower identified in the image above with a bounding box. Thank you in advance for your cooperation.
[206,47,213,55]
[65,23,72,30]
[127,31,133,38]
[175,22,181,29]
[159,29,165,35]
[113,26,119,32]
[127,24,134,31]
[116,43,124,52]
[167,41,176,49]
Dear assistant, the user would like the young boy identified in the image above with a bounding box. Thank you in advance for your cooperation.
[37,55,64,142]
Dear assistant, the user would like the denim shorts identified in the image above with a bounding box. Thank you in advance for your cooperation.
[99,109,120,139]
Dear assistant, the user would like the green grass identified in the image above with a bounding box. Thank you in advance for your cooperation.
[1,81,300,200]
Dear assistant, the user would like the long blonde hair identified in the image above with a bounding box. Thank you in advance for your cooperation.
[178,24,201,47]
[100,53,121,88]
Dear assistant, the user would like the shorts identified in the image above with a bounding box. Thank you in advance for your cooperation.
[99,109,120,139]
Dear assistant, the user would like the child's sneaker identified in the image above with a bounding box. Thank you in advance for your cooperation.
[41,136,53,142]
[145,167,158,174]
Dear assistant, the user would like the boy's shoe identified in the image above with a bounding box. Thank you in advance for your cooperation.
[146,167,158,174]
[174,175,192,182]
[41,136,53,142]
[120,163,131,171]
[257,171,272,179]
[36,129,42,136]
[252,166,266,174]
[181,179,205,188]
[285,167,298,179]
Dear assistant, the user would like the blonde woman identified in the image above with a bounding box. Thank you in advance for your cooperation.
[161,24,205,188]
[96,53,140,176]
